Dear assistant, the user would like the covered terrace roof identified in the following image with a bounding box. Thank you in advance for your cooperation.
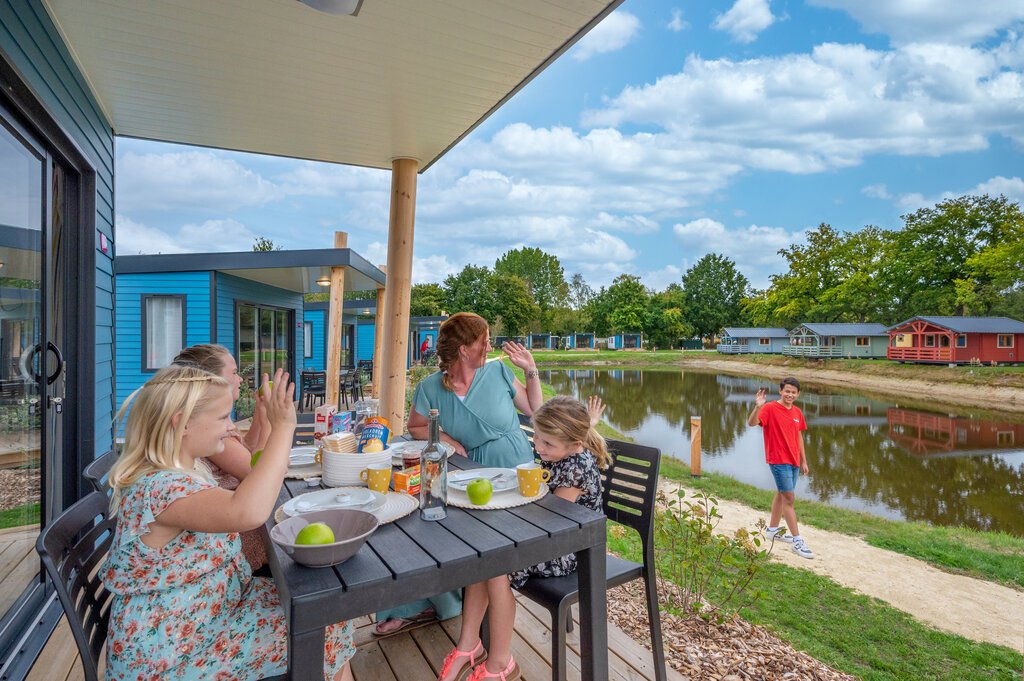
[722,327,789,338]
[887,316,1024,334]
[114,248,385,294]
[793,323,888,337]
[41,0,623,171]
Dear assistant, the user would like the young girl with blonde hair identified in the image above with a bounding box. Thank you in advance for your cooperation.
[439,394,609,681]
[103,365,354,681]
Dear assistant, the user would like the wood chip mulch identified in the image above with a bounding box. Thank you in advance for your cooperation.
[0,468,40,511]
[607,577,860,681]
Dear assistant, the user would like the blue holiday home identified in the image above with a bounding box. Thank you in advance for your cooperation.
[717,327,790,354]
[114,249,384,409]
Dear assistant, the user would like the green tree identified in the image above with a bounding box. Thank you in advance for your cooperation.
[442,265,498,323]
[566,273,594,310]
[493,274,537,335]
[886,194,1024,319]
[956,225,1024,314]
[494,247,568,317]
[681,254,749,341]
[409,283,445,317]
[252,236,281,251]
[585,287,614,336]
[645,285,692,348]
[606,274,648,332]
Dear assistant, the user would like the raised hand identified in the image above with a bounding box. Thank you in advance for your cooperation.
[754,388,768,409]
[502,341,537,373]
[587,395,606,427]
[262,369,296,431]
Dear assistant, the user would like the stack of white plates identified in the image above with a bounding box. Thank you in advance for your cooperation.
[322,447,393,487]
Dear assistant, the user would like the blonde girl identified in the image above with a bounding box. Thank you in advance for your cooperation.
[438,395,609,681]
[102,365,354,681]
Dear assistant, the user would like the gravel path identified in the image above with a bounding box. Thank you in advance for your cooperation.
[658,479,1024,653]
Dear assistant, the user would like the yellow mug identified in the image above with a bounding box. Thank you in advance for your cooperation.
[360,463,392,494]
[516,462,551,497]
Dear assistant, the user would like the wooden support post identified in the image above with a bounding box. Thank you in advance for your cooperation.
[379,158,418,432]
[372,267,386,399]
[690,416,701,477]
[326,231,348,408]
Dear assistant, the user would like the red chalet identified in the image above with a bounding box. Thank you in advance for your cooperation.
[887,316,1024,364]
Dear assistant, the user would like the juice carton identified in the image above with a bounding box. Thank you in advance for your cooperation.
[331,411,354,434]
[394,466,420,495]
[314,404,337,443]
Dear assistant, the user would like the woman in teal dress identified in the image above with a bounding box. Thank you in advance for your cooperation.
[373,312,543,636]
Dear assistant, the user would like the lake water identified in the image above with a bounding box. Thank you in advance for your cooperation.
[541,367,1024,536]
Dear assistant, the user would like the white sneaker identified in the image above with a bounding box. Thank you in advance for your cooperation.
[792,538,814,559]
[765,527,794,543]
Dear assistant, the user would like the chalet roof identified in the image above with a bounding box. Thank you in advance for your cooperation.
[793,323,888,337]
[887,316,1024,334]
[722,327,789,338]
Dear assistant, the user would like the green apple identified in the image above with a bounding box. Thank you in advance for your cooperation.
[258,380,273,397]
[295,521,335,545]
[250,449,263,468]
[466,478,493,505]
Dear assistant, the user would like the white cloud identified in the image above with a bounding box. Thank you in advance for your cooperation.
[807,0,1024,46]
[672,218,804,287]
[862,183,891,199]
[639,264,683,290]
[114,215,257,255]
[971,175,1024,204]
[117,151,282,212]
[888,175,1024,214]
[571,10,641,61]
[712,0,776,44]
[668,8,689,32]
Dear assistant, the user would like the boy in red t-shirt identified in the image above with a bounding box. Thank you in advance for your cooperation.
[747,377,814,559]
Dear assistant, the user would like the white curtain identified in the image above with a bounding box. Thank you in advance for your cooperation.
[146,297,183,368]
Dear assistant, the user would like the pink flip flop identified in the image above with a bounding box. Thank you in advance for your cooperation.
[466,655,520,681]
[438,640,487,681]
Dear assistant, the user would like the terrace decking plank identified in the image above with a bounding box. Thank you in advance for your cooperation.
[351,641,398,681]
[378,632,438,681]
[409,623,455,676]
[25,617,78,681]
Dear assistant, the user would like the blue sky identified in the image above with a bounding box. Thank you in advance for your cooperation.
[115,0,1024,291]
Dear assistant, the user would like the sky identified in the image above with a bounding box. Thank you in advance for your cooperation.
[115,0,1024,292]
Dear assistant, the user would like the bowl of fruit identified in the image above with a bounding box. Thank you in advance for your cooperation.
[270,509,379,567]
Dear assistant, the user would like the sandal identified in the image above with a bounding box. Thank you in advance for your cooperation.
[438,640,487,681]
[372,608,437,637]
[466,655,520,681]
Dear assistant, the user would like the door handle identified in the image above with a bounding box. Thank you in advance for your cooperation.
[26,341,65,385]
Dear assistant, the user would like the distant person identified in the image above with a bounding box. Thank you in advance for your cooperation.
[748,377,814,559]
[419,335,433,362]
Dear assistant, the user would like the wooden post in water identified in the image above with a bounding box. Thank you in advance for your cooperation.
[690,416,702,477]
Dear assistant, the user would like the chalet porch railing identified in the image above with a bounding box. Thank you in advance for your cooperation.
[887,347,954,362]
[716,343,749,353]
[781,345,843,357]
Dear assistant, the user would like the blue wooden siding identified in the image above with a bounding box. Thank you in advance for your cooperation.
[1,1,116,459]
[357,320,375,363]
[215,272,304,367]
[304,309,326,370]
[114,272,213,415]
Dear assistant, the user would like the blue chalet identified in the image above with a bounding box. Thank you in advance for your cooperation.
[114,249,385,411]
[717,327,790,354]
[0,0,624,677]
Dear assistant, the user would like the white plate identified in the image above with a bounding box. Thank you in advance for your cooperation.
[391,441,454,466]
[281,488,386,517]
[448,468,517,493]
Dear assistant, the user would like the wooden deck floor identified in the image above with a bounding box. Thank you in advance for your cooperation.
[27,593,681,681]
[0,524,39,619]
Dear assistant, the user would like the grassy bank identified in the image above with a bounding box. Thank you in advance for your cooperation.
[608,527,1023,680]
[0,502,39,530]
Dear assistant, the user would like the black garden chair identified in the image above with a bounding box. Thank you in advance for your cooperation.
[300,370,327,412]
[514,439,667,681]
[83,450,118,496]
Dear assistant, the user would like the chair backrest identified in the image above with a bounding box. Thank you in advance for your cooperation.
[36,491,116,681]
[301,370,326,390]
[83,450,118,495]
[601,440,661,549]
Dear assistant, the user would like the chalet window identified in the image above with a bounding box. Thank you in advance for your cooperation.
[142,295,186,371]
[759,338,770,345]
[303,321,313,358]
[924,335,936,347]
[855,337,869,346]
[823,336,836,346]
[856,405,870,416]
[956,335,966,348]
[997,431,1014,446]
[997,334,1014,348]
[939,335,950,348]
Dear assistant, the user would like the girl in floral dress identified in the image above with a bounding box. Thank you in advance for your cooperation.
[438,395,609,681]
[102,365,354,681]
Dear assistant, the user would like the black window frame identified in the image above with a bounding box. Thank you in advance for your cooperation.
[304,321,313,358]
[140,294,187,372]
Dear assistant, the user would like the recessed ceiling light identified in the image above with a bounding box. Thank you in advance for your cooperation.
[297,0,362,16]
[316,276,331,286]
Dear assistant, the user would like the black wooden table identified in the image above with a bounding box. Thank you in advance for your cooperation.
[262,456,609,680]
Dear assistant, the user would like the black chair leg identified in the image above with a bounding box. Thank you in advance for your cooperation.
[643,568,667,681]
[550,599,572,681]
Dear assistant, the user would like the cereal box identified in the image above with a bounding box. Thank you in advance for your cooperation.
[394,466,421,495]
[331,410,354,434]
[314,404,337,442]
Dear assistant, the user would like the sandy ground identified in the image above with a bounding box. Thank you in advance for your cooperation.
[678,357,1024,413]
[658,480,1024,654]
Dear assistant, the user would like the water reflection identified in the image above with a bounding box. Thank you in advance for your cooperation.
[542,368,1024,536]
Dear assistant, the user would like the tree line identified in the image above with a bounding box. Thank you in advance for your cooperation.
[333,193,1024,347]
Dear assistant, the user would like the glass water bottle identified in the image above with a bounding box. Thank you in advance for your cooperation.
[419,409,447,520]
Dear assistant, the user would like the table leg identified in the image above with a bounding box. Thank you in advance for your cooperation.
[576,540,608,681]
[288,627,326,680]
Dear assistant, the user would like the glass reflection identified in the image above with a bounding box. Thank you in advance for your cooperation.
[543,368,1024,536]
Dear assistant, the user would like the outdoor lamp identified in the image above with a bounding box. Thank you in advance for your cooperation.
[316,276,331,287]
[297,0,362,15]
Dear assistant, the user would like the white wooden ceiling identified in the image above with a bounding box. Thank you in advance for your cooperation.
[42,0,622,171]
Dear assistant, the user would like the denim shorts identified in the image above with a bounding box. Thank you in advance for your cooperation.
[768,463,800,492]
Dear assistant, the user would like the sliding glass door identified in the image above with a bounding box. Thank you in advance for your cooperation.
[237,303,294,388]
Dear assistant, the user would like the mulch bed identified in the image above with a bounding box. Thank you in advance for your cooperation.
[608,577,859,681]
[0,468,40,512]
